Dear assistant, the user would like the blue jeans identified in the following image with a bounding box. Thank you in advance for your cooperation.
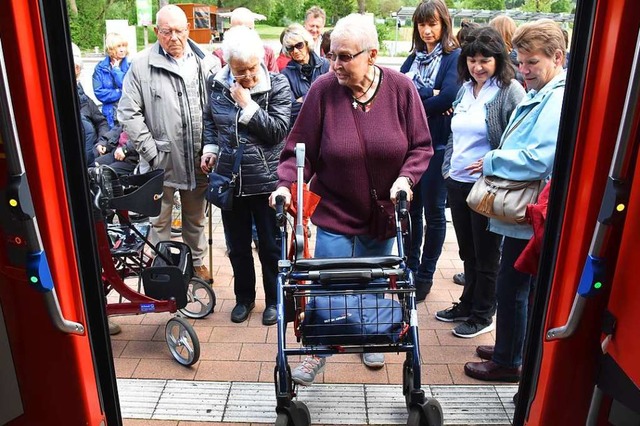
[315,227,395,258]
[407,149,447,290]
[492,236,533,368]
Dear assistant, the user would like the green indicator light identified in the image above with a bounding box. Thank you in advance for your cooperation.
[594,281,602,289]
[30,276,39,283]
[9,199,18,207]
[616,204,625,212]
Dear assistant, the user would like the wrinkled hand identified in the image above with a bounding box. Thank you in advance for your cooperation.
[201,153,217,174]
[390,176,413,203]
[269,186,292,210]
[465,158,484,174]
[230,82,251,109]
[114,147,125,161]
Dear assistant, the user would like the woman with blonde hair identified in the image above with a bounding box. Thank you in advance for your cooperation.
[489,15,523,84]
[92,32,130,128]
[464,19,566,382]
[280,23,330,126]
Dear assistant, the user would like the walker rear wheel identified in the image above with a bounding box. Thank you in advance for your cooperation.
[165,317,200,366]
[179,277,216,319]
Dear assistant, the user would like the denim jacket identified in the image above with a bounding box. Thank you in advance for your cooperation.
[483,71,566,239]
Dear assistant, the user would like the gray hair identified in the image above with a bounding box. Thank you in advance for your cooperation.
[71,42,82,68]
[331,13,379,51]
[282,24,314,51]
[230,7,255,29]
[222,26,265,63]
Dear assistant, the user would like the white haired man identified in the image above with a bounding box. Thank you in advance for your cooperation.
[118,5,221,282]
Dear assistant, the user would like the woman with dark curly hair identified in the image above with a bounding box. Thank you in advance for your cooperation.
[437,26,525,339]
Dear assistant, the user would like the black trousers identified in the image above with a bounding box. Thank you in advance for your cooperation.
[446,178,502,323]
[221,194,279,307]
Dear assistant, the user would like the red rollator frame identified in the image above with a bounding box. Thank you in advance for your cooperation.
[89,166,216,366]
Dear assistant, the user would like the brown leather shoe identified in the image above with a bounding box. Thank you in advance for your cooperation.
[476,345,494,361]
[464,360,521,383]
[194,265,212,282]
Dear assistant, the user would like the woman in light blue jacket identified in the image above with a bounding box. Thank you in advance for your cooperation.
[463,19,567,383]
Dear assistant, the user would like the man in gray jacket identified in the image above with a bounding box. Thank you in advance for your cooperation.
[118,4,221,281]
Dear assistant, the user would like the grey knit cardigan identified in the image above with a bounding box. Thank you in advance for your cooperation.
[442,80,526,178]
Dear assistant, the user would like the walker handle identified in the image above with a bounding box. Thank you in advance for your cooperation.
[275,195,286,225]
[396,190,408,217]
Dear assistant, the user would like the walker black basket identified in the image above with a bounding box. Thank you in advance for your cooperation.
[299,290,406,346]
[109,169,164,217]
[141,241,193,309]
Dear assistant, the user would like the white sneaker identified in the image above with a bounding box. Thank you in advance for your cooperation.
[362,352,385,368]
[291,356,326,386]
[108,320,121,335]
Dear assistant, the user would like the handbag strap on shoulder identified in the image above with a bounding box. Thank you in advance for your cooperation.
[230,142,245,176]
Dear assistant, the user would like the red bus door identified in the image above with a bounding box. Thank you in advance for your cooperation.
[0,1,120,424]
[516,0,640,424]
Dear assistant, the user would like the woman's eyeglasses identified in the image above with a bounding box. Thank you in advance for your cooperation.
[464,35,494,44]
[325,50,367,63]
[286,41,306,52]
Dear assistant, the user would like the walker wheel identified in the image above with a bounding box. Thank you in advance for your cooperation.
[403,356,415,408]
[165,317,200,366]
[275,401,310,426]
[407,398,443,426]
[179,277,216,319]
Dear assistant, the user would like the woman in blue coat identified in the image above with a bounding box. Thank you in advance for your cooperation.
[92,32,130,128]
[400,0,461,301]
[280,24,330,127]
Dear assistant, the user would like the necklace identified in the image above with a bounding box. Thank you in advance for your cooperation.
[352,66,377,109]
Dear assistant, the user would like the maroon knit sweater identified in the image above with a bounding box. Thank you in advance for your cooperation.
[277,67,433,236]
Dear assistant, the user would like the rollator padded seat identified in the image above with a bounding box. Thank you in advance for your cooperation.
[141,241,192,309]
[293,256,403,271]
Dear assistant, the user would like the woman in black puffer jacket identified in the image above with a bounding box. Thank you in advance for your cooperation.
[201,26,292,326]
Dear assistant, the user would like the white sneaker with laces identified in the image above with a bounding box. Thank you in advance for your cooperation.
[291,356,326,386]
[362,352,385,368]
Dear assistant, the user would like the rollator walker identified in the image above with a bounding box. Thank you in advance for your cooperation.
[273,144,443,426]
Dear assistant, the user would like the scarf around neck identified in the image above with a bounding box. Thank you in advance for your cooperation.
[410,43,443,89]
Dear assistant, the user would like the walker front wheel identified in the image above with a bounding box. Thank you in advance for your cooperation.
[165,317,200,366]
[179,277,216,319]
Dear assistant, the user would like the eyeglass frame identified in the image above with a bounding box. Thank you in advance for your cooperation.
[325,49,368,63]
[157,27,189,38]
[286,41,306,53]
[232,72,260,81]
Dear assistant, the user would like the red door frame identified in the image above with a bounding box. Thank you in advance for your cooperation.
[0,0,119,424]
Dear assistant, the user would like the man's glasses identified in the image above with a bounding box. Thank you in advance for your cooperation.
[325,50,367,63]
[157,28,188,38]
[464,35,494,44]
[286,42,306,52]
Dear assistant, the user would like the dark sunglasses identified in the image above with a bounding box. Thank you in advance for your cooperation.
[286,41,306,52]
[325,50,367,63]
[464,35,494,44]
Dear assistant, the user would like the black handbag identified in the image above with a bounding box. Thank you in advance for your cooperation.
[206,142,245,211]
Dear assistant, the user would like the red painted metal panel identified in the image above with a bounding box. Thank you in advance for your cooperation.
[0,1,105,424]
[527,0,640,424]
